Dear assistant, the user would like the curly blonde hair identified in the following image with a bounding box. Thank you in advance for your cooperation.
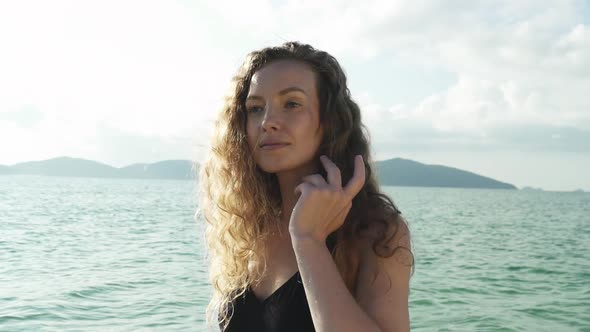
[199,41,412,331]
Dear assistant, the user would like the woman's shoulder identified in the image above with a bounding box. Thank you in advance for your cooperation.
[353,215,413,299]
[354,214,411,264]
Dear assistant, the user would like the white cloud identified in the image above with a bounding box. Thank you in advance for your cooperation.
[0,0,232,164]
[0,0,588,189]
[325,0,590,161]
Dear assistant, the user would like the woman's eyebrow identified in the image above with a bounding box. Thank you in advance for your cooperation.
[278,86,308,96]
[246,86,308,101]
[245,95,264,102]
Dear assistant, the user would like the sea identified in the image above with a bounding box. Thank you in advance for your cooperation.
[1,175,589,331]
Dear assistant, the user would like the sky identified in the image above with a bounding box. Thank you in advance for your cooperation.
[0,0,589,191]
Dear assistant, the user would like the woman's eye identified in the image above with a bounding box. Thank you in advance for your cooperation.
[247,106,263,114]
[285,101,301,109]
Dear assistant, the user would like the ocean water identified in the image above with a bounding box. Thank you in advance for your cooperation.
[1,175,589,331]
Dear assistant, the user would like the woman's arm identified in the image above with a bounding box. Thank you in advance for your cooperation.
[355,221,412,332]
[292,220,411,332]
[292,235,381,332]
[289,155,412,331]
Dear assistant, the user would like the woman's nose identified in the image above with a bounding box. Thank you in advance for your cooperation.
[261,106,281,132]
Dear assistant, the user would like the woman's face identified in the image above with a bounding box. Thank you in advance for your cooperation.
[245,60,323,174]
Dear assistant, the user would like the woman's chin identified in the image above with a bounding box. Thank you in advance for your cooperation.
[256,159,294,174]
[258,164,287,174]
[257,160,317,175]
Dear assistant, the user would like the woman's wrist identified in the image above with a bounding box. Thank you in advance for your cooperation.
[290,231,326,252]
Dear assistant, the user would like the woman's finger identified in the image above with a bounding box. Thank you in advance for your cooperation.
[301,174,328,187]
[294,182,314,196]
[319,155,342,188]
[343,155,366,199]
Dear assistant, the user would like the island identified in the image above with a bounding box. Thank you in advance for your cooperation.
[375,158,516,189]
[1,156,517,189]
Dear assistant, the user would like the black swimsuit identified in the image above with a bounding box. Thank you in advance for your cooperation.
[223,270,315,332]
[222,236,340,331]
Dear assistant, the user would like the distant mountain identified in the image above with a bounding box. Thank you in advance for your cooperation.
[1,156,516,189]
[375,158,516,189]
[3,157,196,180]
[11,157,119,178]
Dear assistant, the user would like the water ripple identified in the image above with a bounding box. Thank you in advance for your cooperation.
[1,177,588,331]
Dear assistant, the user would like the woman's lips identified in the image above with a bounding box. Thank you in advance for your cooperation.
[260,143,290,150]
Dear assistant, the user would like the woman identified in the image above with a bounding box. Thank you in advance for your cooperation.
[199,42,414,332]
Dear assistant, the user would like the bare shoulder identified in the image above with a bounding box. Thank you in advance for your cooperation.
[355,214,413,267]
[354,215,413,332]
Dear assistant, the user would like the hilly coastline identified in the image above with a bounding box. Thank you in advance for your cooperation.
[376,158,516,189]
[0,156,517,190]
[0,157,195,180]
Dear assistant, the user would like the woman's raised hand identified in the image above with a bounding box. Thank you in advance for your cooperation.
[289,155,366,243]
